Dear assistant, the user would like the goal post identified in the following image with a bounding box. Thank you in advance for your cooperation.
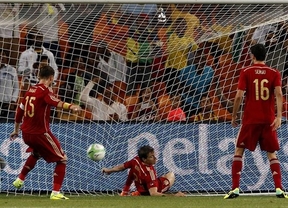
[0,2,288,196]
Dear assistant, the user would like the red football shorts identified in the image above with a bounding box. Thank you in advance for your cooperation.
[157,177,170,193]
[236,124,280,152]
[22,131,66,163]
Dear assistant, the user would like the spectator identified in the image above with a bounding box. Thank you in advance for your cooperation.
[0,3,20,66]
[80,77,128,121]
[68,4,104,54]
[265,21,288,71]
[84,47,109,99]
[160,67,184,96]
[190,89,234,122]
[84,46,108,85]
[0,49,19,119]
[131,87,157,121]
[126,14,153,95]
[178,49,214,118]
[35,3,62,65]
[96,41,127,83]
[169,4,200,38]
[165,17,197,70]
[59,55,85,106]
[149,17,168,80]
[21,54,49,96]
[18,29,58,82]
[191,94,219,122]
[252,24,276,46]
[167,95,186,122]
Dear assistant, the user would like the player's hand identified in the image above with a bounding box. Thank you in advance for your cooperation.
[70,104,81,115]
[10,131,19,141]
[271,117,281,131]
[231,116,238,127]
[119,191,129,196]
[102,168,111,175]
[174,191,186,197]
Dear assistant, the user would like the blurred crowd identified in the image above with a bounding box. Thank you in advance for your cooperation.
[1,3,288,123]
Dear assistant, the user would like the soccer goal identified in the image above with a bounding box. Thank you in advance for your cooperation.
[1,1,288,196]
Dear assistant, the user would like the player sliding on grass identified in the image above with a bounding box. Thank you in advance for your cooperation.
[102,145,185,197]
[224,43,288,199]
[10,66,81,200]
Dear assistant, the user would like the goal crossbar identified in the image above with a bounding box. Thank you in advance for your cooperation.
[1,0,288,4]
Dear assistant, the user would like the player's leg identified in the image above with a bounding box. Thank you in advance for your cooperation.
[231,147,245,189]
[48,134,68,200]
[13,152,40,189]
[51,159,68,199]
[266,152,288,198]
[224,124,259,199]
[224,147,244,199]
[162,172,175,187]
[35,132,69,200]
[260,125,287,198]
[156,172,174,194]
[13,133,40,189]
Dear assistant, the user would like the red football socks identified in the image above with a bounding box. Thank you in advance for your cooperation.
[19,155,38,181]
[270,158,282,189]
[231,155,243,189]
[53,162,66,192]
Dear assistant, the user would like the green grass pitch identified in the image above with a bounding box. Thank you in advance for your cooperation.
[0,195,287,208]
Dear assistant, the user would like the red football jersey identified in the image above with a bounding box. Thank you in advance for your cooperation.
[124,156,158,194]
[16,84,60,134]
[238,63,281,124]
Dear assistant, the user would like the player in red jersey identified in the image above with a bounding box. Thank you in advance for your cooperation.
[10,66,81,200]
[102,145,185,196]
[224,43,288,199]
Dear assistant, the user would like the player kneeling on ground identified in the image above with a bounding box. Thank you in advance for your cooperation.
[102,145,185,196]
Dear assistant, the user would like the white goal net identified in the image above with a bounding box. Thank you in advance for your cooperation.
[0,2,288,196]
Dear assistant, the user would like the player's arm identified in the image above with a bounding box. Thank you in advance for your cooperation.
[102,158,133,175]
[102,164,125,175]
[10,102,25,140]
[57,101,80,112]
[231,89,244,127]
[271,86,283,131]
[121,169,134,196]
[275,86,283,119]
[44,91,80,113]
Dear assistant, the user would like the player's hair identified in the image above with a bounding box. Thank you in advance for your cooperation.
[138,145,154,161]
[38,65,55,79]
[250,43,266,61]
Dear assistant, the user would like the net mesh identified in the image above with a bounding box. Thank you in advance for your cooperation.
[0,3,288,196]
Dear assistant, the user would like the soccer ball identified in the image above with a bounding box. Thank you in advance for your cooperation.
[87,143,106,161]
